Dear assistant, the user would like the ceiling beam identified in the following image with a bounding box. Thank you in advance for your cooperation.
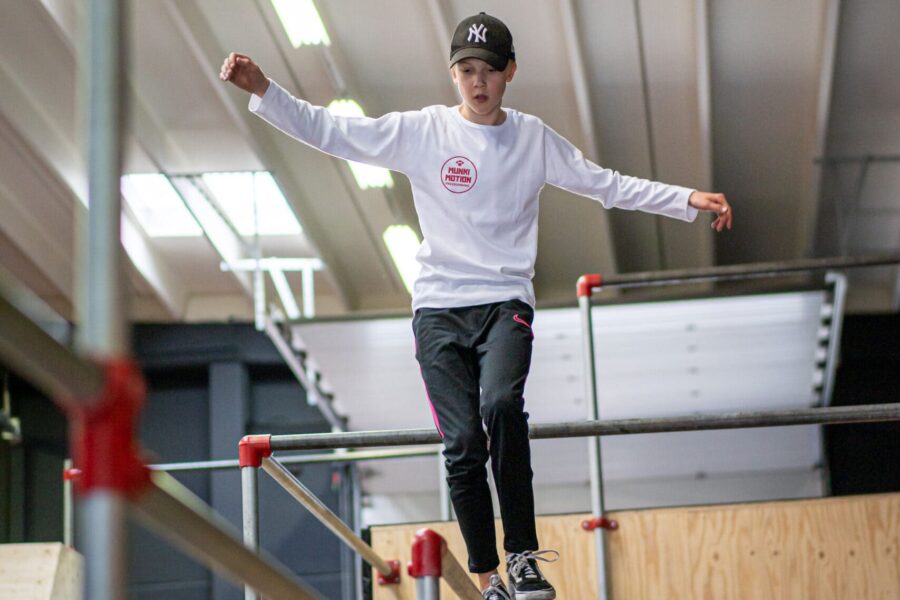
[806,0,842,258]
[163,0,359,310]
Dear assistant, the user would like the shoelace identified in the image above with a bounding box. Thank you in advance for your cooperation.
[483,574,509,599]
[507,549,560,581]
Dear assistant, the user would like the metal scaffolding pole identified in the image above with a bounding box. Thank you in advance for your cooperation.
[578,253,900,291]
[78,2,128,599]
[268,403,900,451]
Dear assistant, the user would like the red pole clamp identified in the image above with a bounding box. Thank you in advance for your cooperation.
[63,468,82,482]
[577,274,603,298]
[238,434,272,468]
[581,516,619,531]
[377,560,402,585]
[65,359,151,497]
[407,528,444,578]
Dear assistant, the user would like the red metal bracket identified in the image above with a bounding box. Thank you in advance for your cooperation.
[238,434,272,468]
[581,516,619,531]
[377,559,402,585]
[407,528,444,578]
[63,468,82,482]
[65,359,151,497]
[577,274,603,298]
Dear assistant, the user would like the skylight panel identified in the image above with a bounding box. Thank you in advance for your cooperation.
[201,172,302,237]
[327,99,395,190]
[121,174,202,237]
[270,0,331,47]
[383,225,420,294]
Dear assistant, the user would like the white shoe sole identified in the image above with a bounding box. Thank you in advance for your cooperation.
[510,587,556,600]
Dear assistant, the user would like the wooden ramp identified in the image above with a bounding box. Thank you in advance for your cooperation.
[370,493,900,599]
[0,543,83,600]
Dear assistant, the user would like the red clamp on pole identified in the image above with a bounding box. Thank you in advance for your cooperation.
[377,560,402,585]
[581,516,618,531]
[407,528,444,578]
[63,468,82,482]
[238,434,272,468]
[577,274,603,298]
[65,359,151,497]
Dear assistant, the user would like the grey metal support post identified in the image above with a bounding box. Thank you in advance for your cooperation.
[242,466,260,600]
[78,1,128,599]
[438,450,452,521]
[63,459,74,548]
[578,290,610,600]
[416,576,441,600]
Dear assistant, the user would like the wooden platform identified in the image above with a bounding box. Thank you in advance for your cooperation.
[370,493,900,599]
[0,543,83,600]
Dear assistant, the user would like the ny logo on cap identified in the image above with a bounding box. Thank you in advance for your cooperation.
[467,24,487,44]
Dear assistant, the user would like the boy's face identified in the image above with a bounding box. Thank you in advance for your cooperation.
[451,58,517,117]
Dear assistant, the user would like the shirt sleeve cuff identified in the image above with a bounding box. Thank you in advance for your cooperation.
[682,188,699,222]
[248,79,275,113]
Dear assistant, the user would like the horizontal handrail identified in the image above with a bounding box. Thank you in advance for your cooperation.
[260,456,399,580]
[132,470,322,599]
[269,403,900,451]
[150,446,439,472]
[577,253,900,294]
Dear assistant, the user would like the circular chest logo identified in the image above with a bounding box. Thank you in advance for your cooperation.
[440,156,478,194]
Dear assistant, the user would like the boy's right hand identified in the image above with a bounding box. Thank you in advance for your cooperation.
[219,52,269,98]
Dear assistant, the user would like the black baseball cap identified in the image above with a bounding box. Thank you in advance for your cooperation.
[449,12,515,71]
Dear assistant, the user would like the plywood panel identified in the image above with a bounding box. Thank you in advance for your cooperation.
[0,543,83,600]
[370,514,598,599]
[606,493,900,600]
[370,494,899,599]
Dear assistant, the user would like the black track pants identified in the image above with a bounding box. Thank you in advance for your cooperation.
[412,299,539,573]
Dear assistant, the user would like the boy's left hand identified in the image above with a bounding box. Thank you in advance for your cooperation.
[689,191,733,232]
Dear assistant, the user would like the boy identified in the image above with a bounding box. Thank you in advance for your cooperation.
[221,12,731,600]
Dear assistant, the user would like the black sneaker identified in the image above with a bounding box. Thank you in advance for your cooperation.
[506,550,559,600]
[483,573,512,600]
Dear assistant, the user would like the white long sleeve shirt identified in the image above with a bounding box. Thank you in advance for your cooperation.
[250,81,698,310]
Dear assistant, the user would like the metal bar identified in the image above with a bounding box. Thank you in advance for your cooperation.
[132,470,322,600]
[241,466,259,600]
[80,2,128,599]
[416,576,440,600]
[222,258,326,272]
[270,403,900,451]
[260,456,395,576]
[580,294,610,600]
[63,459,74,547]
[80,0,127,356]
[583,254,900,292]
[0,293,104,403]
[82,492,127,600]
[150,447,439,472]
[301,265,316,318]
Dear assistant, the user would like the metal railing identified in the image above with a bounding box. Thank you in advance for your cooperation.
[238,435,405,600]
[575,253,900,599]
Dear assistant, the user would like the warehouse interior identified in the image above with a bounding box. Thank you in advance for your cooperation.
[1,1,898,599]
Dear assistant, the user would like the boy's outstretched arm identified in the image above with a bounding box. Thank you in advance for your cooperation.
[220,52,269,98]
[688,191,733,232]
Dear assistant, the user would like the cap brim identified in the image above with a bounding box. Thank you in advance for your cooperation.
[449,48,508,71]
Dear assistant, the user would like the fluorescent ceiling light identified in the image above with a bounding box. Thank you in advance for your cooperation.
[201,172,302,237]
[270,0,330,47]
[383,225,420,294]
[327,99,395,190]
[121,174,202,237]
